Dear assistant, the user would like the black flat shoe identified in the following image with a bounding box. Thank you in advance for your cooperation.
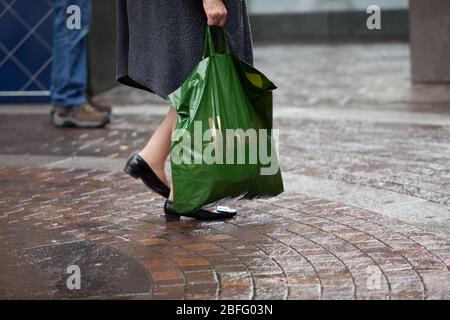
[164,200,237,222]
[124,154,170,198]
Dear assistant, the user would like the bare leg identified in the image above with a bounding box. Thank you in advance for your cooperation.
[139,107,177,187]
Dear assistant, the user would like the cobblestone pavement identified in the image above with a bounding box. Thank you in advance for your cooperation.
[1,43,450,299]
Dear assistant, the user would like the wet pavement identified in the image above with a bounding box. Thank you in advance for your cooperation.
[1,42,450,299]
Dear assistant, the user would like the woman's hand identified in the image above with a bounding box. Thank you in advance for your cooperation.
[202,0,228,27]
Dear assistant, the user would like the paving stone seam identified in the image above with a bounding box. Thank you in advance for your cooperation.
[283,172,450,241]
[232,211,385,300]
[189,235,255,300]
[260,201,429,299]
[3,158,448,229]
[100,217,227,299]
[283,194,450,266]
[2,166,442,299]
[206,223,294,300]
[332,208,450,267]
[238,225,323,300]
[106,238,187,298]
[114,215,280,299]
[242,237,291,300]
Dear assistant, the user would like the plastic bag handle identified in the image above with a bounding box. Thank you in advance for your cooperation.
[203,26,230,58]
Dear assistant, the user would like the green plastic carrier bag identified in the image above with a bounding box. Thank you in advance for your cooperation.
[168,26,284,213]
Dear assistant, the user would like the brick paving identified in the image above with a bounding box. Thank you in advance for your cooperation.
[0,114,161,158]
[279,117,450,206]
[1,166,449,299]
[1,43,450,299]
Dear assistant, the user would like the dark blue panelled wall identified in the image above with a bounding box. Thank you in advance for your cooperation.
[0,0,53,103]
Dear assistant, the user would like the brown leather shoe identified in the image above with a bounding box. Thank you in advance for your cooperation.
[51,103,109,128]
[87,96,112,114]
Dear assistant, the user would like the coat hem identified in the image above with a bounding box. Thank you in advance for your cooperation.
[116,73,169,100]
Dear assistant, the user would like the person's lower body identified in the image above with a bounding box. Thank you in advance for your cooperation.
[50,0,110,128]
[123,107,237,221]
[118,0,251,220]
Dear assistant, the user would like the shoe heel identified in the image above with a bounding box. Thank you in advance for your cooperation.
[165,212,181,222]
[123,163,141,179]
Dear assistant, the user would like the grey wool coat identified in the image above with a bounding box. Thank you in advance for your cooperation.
[116,0,254,99]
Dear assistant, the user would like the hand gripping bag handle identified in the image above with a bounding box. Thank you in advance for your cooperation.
[203,26,230,59]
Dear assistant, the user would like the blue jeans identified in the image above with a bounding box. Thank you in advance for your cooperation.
[51,0,91,107]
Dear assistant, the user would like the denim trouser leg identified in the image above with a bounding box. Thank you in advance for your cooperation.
[51,0,91,107]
